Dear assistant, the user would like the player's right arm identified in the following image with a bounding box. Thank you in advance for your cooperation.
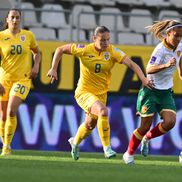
[0,48,5,95]
[47,43,72,84]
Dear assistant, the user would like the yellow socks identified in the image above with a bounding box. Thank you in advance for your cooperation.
[74,123,92,145]
[97,116,110,147]
[4,116,17,146]
[0,120,5,144]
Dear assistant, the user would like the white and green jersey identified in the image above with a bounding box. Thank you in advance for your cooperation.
[147,40,182,90]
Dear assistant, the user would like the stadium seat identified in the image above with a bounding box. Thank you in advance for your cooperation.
[143,0,171,7]
[158,10,181,22]
[170,0,182,8]
[116,0,143,5]
[29,27,56,40]
[98,7,129,32]
[0,0,11,30]
[118,32,144,45]
[145,34,160,45]
[41,4,70,28]
[90,0,115,5]
[20,2,41,28]
[58,28,87,42]
[70,4,96,30]
[129,9,153,33]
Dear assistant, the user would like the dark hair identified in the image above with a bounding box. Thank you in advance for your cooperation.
[94,26,110,36]
[3,8,21,29]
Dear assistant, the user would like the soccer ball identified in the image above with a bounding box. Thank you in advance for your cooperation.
[179,151,182,164]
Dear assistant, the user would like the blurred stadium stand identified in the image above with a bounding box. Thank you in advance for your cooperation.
[0,0,182,45]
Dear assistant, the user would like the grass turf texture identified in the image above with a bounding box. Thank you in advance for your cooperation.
[0,150,181,182]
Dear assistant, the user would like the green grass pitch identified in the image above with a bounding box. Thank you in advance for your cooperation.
[0,150,181,182]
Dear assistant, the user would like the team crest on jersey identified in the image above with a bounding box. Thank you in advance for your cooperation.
[20,35,26,42]
[141,105,148,114]
[177,51,181,57]
[103,52,110,61]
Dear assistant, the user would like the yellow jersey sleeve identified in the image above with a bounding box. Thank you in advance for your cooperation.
[29,31,38,50]
[71,43,85,57]
[110,45,126,63]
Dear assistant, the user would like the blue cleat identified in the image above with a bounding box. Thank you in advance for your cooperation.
[141,137,149,157]
[68,137,79,160]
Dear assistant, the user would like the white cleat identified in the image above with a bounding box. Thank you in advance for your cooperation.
[104,147,116,158]
[68,137,79,160]
[179,151,182,164]
[123,151,134,165]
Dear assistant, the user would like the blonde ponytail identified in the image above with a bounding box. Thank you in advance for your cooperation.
[146,19,181,41]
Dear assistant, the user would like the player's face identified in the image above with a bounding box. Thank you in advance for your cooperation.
[167,27,182,48]
[93,32,110,51]
[6,10,21,30]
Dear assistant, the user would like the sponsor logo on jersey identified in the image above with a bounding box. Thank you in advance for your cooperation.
[76,44,85,48]
[164,54,173,61]
[4,37,10,41]
[103,52,110,61]
[20,35,26,42]
[88,55,95,59]
[149,56,157,64]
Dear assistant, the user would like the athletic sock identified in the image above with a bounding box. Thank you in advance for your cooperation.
[4,116,17,146]
[127,129,144,155]
[97,116,110,147]
[0,120,5,144]
[74,123,92,145]
[146,123,167,139]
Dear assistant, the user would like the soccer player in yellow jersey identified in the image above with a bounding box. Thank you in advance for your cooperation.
[47,26,153,160]
[0,9,41,156]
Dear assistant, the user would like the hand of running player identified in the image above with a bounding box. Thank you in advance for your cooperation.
[143,77,155,89]
[165,57,176,68]
[47,68,58,84]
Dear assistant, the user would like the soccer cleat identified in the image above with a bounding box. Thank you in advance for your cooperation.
[123,151,134,164]
[179,151,182,164]
[68,137,79,160]
[104,147,116,158]
[1,145,11,156]
[141,137,149,157]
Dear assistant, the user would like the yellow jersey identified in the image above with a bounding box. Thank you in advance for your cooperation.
[71,43,126,94]
[0,29,37,80]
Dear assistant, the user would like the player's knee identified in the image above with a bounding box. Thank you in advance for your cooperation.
[7,108,17,117]
[85,121,97,130]
[99,107,108,116]
[167,120,176,130]
[138,125,150,135]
